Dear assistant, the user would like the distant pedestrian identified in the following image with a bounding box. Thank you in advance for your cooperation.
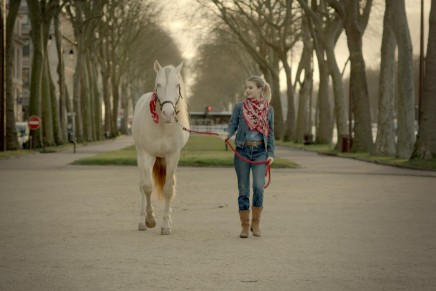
[218,76,275,238]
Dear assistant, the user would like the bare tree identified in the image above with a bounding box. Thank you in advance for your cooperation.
[376,0,415,158]
[190,27,257,111]
[375,0,396,155]
[94,3,112,138]
[27,0,63,147]
[5,0,22,150]
[411,0,436,159]
[299,0,347,146]
[92,0,160,137]
[53,12,69,142]
[65,0,105,141]
[0,1,5,151]
[391,0,415,158]
[247,0,301,141]
[203,0,299,139]
[293,9,313,143]
[327,0,374,152]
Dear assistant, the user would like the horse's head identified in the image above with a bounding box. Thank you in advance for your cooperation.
[154,60,183,123]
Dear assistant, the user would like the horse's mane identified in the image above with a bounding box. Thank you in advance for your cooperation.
[175,71,190,128]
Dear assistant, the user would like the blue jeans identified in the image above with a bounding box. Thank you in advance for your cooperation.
[234,144,267,211]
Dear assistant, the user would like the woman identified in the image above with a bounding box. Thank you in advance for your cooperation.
[219,76,275,238]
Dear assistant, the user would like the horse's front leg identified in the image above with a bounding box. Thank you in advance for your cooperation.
[161,152,180,235]
[137,151,156,231]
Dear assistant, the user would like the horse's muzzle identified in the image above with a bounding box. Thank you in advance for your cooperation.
[161,107,176,123]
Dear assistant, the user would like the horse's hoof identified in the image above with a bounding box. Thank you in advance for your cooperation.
[161,227,172,235]
[146,217,156,228]
[138,223,146,231]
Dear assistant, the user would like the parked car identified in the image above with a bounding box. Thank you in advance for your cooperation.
[16,122,30,149]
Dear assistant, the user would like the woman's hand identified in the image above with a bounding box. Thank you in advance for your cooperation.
[217,132,228,141]
[267,157,274,164]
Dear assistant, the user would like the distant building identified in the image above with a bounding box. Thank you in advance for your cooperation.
[10,1,76,123]
[11,1,30,122]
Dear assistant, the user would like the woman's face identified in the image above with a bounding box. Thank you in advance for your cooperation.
[245,81,262,99]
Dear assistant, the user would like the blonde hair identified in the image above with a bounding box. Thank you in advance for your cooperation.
[246,76,271,103]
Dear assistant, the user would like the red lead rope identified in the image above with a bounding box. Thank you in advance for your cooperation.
[182,127,271,189]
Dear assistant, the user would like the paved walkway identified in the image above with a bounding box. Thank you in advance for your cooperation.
[1,136,435,290]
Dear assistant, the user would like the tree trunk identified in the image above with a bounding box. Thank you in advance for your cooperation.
[411,0,436,159]
[305,2,333,144]
[81,55,92,142]
[295,17,313,143]
[27,0,45,147]
[89,60,101,140]
[85,59,95,141]
[296,74,313,143]
[102,72,111,138]
[281,55,295,142]
[111,75,120,138]
[41,56,55,146]
[325,19,348,148]
[269,52,284,140]
[328,0,374,152]
[391,0,416,158]
[375,0,396,156]
[54,12,68,142]
[73,43,84,142]
[0,4,5,151]
[120,80,129,135]
[346,30,374,152]
[48,57,63,145]
[5,0,22,150]
[316,63,333,144]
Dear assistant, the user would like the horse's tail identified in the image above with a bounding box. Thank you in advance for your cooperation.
[152,157,166,200]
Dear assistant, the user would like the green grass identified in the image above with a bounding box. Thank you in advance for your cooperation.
[73,136,299,168]
[0,139,111,159]
[340,152,436,171]
[277,140,436,171]
[401,158,436,171]
[0,149,37,159]
[277,140,333,153]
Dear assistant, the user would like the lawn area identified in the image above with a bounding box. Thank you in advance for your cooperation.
[0,149,37,159]
[276,141,436,171]
[0,140,105,159]
[72,136,299,168]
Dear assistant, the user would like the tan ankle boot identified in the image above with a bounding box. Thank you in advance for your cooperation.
[251,207,263,237]
[238,210,250,238]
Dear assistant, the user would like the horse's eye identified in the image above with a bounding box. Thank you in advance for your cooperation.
[156,84,161,88]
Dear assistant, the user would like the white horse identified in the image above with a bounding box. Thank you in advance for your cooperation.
[132,60,189,235]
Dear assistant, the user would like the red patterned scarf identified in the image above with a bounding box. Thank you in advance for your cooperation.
[242,98,270,137]
[149,91,159,123]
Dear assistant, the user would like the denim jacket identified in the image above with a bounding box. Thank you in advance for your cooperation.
[225,102,275,158]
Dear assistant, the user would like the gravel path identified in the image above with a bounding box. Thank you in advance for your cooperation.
[1,136,436,290]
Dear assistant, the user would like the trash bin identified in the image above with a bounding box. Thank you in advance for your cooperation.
[303,133,314,145]
[341,134,351,152]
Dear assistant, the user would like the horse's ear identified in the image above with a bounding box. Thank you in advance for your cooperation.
[176,62,183,74]
[154,60,162,73]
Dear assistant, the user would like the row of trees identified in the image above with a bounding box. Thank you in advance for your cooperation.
[2,0,435,159]
[3,0,182,150]
[194,0,435,159]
